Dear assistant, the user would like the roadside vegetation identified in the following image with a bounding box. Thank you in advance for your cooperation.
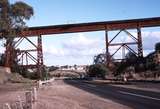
[86,64,108,79]
[86,53,110,79]
[86,42,160,80]
[114,42,160,80]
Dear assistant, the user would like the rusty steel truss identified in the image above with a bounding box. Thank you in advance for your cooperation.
[5,36,43,78]
[105,27,143,66]
[3,17,160,77]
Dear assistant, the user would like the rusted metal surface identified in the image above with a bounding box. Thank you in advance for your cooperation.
[17,17,160,37]
[37,35,43,78]
[4,17,160,75]
[137,27,143,57]
[106,28,143,66]
[105,30,109,66]
[5,39,12,67]
[6,36,43,78]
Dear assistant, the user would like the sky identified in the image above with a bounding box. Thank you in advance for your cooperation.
[1,0,160,66]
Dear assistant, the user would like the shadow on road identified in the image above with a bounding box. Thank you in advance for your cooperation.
[64,79,160,109]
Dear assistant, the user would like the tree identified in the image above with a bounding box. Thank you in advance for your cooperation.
[155,42,160,51]
[0,53,5,65]
[0,0,34,36]
[125,51,137,65]
[49,66,59,72]
[93,53,106,64]
[0,0,33,71]
[93,53,113,65]
[86,64,108,79]
[114,52,137,76]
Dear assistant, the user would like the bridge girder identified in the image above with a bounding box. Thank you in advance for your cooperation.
[17,17,160,37]
[3,17,160,76]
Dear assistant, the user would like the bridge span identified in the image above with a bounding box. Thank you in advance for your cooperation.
[4,17,160,78]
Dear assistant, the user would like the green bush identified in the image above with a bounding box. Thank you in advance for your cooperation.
[155,42,160,51]
[86,64,108,79]
[48,66,59,72]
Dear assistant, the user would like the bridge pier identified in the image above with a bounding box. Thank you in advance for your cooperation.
[37,35,43,79]
[105,27,143,67]
[4,35,44,79]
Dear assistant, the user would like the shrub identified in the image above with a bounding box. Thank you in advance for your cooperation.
[155,42,160,51]
[86,64,108,79]
[49,66,59,72]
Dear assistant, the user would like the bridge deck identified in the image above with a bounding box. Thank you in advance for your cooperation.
[18,17,160,37]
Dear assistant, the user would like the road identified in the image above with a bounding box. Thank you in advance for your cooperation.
[64,80,160,109]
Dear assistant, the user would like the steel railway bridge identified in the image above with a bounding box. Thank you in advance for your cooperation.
[3,17,160,78]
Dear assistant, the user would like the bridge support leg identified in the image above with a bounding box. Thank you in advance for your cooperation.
[37,35,43,79]
[5,38,13,73]
[105,30,109,67]
[105,29,143,68]
[137,27,143,57]
[4,36,44,78]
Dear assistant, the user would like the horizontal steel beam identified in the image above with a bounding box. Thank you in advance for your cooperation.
[1,17,160,38]
[19,49,37,52]
[109,42,137,46]
[18,17,160,37]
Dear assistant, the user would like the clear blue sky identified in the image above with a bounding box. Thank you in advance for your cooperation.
[10,0,160,26]
[8,0,160,66]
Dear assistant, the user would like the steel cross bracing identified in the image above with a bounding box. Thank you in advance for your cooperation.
[105,28,143,66]
[3,17,160,76]
[5,36,43,78]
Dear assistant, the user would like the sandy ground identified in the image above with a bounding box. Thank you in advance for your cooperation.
[35,80,131,109]
[0,80,132,109]
[0,83,34,108]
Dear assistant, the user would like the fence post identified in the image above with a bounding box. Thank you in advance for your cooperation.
[18,96,23,109]
[32,87,37,103]
[3,103,11,109]
[38,80,42,88]
[25,91,33,109]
